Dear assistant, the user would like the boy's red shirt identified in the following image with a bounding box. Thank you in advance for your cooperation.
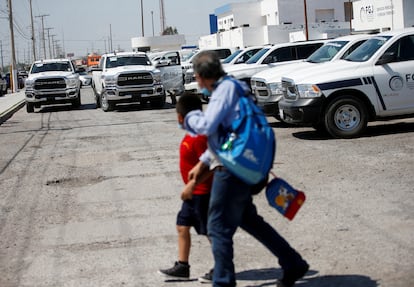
[180,134,212,195]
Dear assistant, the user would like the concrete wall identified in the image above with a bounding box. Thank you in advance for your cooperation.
[131,35,186,52]
[352,0,413,32]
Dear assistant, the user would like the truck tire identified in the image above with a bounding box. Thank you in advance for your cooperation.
[26,102,34,113]
[150,94,166,108]
[100,93,114,112]
[92,84,100,108]
[324,96,368,139]
[72,91,81,108]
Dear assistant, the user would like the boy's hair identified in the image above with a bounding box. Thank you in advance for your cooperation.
[176,92,203,117]
[192,50,226,80]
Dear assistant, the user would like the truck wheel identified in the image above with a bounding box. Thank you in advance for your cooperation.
[72,92,81,108]
[150,95,166,108]
[100,93,113,112]
[26,102,34,113]
[324,96,367,139]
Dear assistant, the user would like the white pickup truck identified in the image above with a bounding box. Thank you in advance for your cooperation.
[278,28,414,138]
[25,59,81,113]
[251,34,371,119]
[91,51,165,111]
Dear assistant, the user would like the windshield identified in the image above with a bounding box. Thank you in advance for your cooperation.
[106,55,152,68]
[345,36,392,62]
[181,50,199,62]
[306,41,347,63]
[31,62,72,73]
[246,48,270,64]
[222,50,242,64]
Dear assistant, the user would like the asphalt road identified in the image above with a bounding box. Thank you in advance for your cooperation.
[0,87,413,287]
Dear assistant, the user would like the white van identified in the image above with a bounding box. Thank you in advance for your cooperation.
[278,28,414,138]
[251,34,371,119]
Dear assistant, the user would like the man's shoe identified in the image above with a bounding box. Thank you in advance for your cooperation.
[158,261,190,280]
[278,262,309,287]
[198,268,213,283]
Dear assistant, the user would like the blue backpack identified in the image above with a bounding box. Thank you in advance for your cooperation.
[215,79,276,185]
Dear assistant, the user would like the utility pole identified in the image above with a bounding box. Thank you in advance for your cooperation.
[140,0,144,37]
[51,35,57,58]
[29,0,36,61]
[0,40,4,73]
[45,27,53,59]
[8,0,18,92]
[303,0,309,41]
[36,14,49,59]
[109,24,113,52]
[151,11,154,36]
[159,0,166,34]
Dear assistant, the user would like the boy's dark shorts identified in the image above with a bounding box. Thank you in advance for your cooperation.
[177,193,210,235]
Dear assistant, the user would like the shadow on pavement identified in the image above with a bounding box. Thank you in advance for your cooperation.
[236,268,378,287]
[291,121,414,140]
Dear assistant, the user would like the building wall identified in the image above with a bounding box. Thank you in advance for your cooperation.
[131,35,186,52]
[403,0,414,28]
[200,0,351,49]
[351,0,413,32]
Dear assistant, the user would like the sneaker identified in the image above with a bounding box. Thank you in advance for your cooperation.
[158,261,190,280]
[277,262,309,287]
[198,268,213,283]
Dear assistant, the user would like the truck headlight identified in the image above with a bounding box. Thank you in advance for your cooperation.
[66,77,79,88]
[268,82,283,96]
[153,71,161,84]
[104,75,116,85]
[25,79,34,88]
[297,84,322,98]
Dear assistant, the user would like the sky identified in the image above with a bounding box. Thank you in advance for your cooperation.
[0,0,255,68]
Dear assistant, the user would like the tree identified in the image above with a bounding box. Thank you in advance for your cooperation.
[162,26,178,35]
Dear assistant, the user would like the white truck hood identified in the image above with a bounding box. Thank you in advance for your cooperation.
[224,63,268,79]
[28,71,75,80]
[282,59,365,85]
[104,65,157,76]
[252,61,313,83]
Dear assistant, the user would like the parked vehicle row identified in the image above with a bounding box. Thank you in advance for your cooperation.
[252,34,371,119]
[278,27,414,138]
[184,39,326,101]
[21,28,414,139]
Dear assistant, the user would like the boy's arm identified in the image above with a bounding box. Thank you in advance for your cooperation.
[181,162,214,201]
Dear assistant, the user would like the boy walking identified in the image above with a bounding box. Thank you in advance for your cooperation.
[158,93,214,283]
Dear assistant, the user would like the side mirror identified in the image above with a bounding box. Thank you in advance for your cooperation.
[376,52,397,65]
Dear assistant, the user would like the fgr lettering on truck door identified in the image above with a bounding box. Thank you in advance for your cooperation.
[388,74,414,94]
[405,74,414,89]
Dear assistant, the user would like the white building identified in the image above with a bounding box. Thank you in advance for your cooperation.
[131,34,186,52]
[352,0,414,32]
[199,0,353,49]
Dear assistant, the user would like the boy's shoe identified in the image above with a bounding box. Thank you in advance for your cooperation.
[158,261,190,280]
[198,268,213,283]
[277,262,309,287]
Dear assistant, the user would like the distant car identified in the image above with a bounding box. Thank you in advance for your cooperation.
[5,73,25,90]
[78,71,92,87]
[0,74,7,96]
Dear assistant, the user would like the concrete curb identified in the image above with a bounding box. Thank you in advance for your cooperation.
[0,94,26,125]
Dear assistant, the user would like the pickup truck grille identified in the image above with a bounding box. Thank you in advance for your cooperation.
[118,72,153,86]
[184,72,195,84]
[282,79,297,100]
[34,78,66,90]
[251,80,269,98]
